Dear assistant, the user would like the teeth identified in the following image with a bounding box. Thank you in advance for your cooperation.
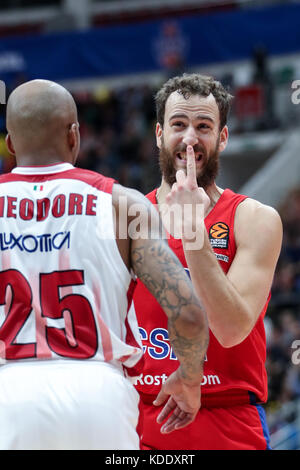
[176,153,202,161]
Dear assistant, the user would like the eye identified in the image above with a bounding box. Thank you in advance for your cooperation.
[198,123,210,130]
[172,121,185,128]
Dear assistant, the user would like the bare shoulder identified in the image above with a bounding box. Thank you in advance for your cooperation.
[112,183,163,241]
[236,197,282,228]
[235,197,283,250]
[112,183,153,208]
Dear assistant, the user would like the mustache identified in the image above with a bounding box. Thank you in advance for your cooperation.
[173,143,206,157]
[159,139,220,190]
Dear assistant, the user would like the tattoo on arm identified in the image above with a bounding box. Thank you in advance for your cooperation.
[132,239,208,382]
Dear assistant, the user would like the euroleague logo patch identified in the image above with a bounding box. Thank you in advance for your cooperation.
[209,222,229,249]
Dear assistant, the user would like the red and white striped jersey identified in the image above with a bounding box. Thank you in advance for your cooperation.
[0,163,143,377]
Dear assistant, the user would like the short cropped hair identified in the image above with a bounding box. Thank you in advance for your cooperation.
[155,73,233,130]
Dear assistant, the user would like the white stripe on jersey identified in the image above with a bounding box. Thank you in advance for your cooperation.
[11,162,74,174]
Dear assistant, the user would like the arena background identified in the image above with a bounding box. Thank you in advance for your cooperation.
[0,0,300,450]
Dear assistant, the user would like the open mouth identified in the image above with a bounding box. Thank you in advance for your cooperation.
[176,152,203,162]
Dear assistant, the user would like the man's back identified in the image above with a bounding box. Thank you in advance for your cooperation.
[0,163,143,371]
[0,163,146,450]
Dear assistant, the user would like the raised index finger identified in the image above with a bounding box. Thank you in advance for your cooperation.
[186,145,197,188]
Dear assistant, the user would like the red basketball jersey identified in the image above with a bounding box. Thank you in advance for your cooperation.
[133,188,269,407]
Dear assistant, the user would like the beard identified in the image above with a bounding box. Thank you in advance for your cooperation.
[159,136,220,190]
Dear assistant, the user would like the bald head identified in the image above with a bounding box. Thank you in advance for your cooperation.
[6,79,80,166]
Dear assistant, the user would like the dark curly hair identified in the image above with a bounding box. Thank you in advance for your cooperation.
[155,73,233,130]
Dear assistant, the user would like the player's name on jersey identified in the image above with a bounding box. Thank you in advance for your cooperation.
[0,231,70,253]
[0,193,97,221]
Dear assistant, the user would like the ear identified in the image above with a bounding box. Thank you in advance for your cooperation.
[68,123,80,162]
[5,134,16,156]
[155,122,163,149]
[68,123,77,149]
[218,126,229,153]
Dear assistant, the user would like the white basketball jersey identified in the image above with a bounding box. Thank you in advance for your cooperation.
[0,163,143,377]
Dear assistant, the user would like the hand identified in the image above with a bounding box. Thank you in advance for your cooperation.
[153,367,201,434]
[161,145,210,249]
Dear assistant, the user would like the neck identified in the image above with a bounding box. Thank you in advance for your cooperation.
[157,178,224,210]
[15,154,70,167]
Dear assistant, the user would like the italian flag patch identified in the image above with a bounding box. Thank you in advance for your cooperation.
[33,185,44,191]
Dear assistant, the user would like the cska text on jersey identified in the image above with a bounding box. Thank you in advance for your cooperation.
[0,193,98,221]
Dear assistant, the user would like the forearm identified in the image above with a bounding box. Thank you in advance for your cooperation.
[183,233,252,347]
[132,238,208,383]
[167,305,208,385]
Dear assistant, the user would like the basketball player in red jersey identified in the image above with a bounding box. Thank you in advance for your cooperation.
[133,74,283,450]
[0,79,208,449]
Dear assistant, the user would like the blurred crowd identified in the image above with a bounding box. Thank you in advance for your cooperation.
[265,188,300,436]
[74,84,160,194]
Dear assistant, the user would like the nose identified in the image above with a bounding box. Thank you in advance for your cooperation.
[182,126,198,147]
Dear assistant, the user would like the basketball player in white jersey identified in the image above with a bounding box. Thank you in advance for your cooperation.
[0,80,208,450]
